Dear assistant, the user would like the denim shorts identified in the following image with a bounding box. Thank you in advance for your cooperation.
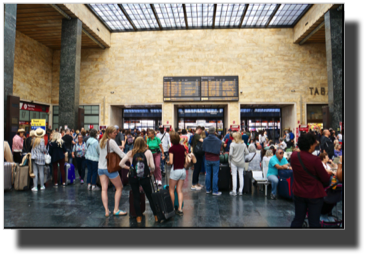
[169,166,186,181]
[98,168,119,179]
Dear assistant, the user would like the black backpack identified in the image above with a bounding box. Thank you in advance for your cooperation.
[129,151,150,180]
[194,141,204,157]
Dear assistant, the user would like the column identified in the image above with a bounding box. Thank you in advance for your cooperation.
[325,8,343,131]
[58,18,82,130]
[4,4,17,126]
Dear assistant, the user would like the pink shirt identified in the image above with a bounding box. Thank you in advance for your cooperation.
[12,134,24,152]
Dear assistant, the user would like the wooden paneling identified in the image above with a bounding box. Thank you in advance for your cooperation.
[15,4,103,49]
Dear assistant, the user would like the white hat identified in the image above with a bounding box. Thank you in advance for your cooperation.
[35,128,46,137]
[29,130,36,137]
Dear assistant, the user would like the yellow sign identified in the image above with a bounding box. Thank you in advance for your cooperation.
[31,119,46,127]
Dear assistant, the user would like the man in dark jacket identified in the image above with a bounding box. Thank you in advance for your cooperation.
[202,127,223,196]
[191,126,204,190]
[320,129,334,159]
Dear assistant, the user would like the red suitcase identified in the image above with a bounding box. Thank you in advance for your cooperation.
[129,186,145,217]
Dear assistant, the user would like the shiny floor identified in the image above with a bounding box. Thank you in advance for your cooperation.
[4,167,342,228]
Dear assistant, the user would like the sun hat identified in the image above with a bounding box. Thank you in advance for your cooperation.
[35,128,46,137]
[29,130,36,137]
[17,128,25,133]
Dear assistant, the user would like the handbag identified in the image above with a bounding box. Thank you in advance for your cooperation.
[106,139,122,173]
[45,145,51,164]
[184,153,197,170]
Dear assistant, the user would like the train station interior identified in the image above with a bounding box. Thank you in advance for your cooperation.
[4,3,343,229]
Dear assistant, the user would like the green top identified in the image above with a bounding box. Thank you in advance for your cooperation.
[147,136,161,154]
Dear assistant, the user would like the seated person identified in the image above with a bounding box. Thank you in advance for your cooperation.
[266,147,291,200]
[247,144,261,171]
[275,137,287,150]
[334,144,342,157]
[319,153,336,175]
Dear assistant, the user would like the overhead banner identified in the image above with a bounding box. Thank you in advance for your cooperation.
[31,119,46,130]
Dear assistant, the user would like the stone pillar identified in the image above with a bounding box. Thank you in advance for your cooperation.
[58,18,82,130]
[325,8,343,131]
[4,4,17,127]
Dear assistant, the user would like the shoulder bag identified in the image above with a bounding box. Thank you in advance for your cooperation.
[184,153,197,170]
[106,139,122,173]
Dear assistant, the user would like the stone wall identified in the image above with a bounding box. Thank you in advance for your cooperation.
[50,28,329,127]
[13,30,53,104]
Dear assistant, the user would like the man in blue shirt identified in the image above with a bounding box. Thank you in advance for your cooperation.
[267,147,291,200]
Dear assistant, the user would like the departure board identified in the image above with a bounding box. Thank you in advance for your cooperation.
[201,76,238,101]
[163,76,238,102]
[163,77,201,101]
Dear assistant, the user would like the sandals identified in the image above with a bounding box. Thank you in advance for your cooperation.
[113,210,127,216]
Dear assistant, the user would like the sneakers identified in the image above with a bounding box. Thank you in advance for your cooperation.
[229,191,237,196]
[206,190,212,194]
[157,180,162,186]
[191,185,202,191]
[54,183,58,187]
[238,192,243,196]
[212,191,222,196]
[91,185,101,191]
[62,183,66,186]
[197,184,204,188]
[80,179,84,184]
[176,210,183,216]
[87,184,92,190]
[31,187,38,192]
[40,186,46,190]
[270,193,276,200]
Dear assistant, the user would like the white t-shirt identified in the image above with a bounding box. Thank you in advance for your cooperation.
[322,162,330,170]
[285,133,290,141]
[157,132,170,152]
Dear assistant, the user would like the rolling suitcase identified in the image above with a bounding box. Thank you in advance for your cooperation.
[14,165,30,191]
[129,186,146,217]
[277,169,294,199]
[218,163,231,191]
[233,171,253,193]
[150,176,175,223]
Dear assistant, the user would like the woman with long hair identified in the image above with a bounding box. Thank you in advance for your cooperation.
[146,129,165,186]
[120,137,158,224]
[85,129,100,191]
[4,141,13,162]
[98,126,127,217]
[31,128,47,191]
[49,131,67,186]
[229,132,249,196]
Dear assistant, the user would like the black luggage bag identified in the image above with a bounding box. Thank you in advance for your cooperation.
[218,163,231,191]
[150,176,175,222]
[236,171,252,194]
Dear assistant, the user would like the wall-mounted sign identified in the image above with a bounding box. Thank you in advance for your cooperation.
[309,87,327,96]
[230,125,240,131]
[20,102,49,113]
[31,119,46,130]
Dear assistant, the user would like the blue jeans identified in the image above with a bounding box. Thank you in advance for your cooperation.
[124,144,133,153]
[267,175,279,196]
[161,151,169,173]
[205,160,220,193]
[86,159,98,185]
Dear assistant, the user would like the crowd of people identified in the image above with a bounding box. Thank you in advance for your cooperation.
[4,124,343,227]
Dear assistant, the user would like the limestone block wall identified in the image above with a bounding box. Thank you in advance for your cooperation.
[13,31,53,104]
[51,28,328,127]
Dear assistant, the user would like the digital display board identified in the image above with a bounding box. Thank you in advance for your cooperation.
[201,76,238,101]
[163,77,201,101]
[163,76,238,102]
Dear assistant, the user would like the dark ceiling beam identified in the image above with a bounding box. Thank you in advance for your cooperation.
[118,4,137,31]
[265,4,281,27]
[182,4,188,29]
[50,4,71,19]
[150,4,162,30]
[212,4,217,29]
[299,20,325,45]
[238,4,249,28]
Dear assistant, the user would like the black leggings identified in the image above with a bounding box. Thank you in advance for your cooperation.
[130,176,157,217]
[291,195,324,228]
[192,155,203,185]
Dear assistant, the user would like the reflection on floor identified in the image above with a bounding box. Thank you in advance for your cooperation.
[4,168,342,228]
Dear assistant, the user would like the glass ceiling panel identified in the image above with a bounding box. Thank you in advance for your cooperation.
[89,4,133,31]
[154,4,185,28]
[121,4,159,30]
[242,4,276,27]
[186,4,214,28]
[269,4,310,26]
[215,4,245,27]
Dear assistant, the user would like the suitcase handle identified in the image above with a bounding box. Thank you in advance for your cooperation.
[149,175,159,193]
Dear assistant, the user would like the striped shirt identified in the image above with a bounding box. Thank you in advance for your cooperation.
[31,139,47,165]
[73,142,86,158]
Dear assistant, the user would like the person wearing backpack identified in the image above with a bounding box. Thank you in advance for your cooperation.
[120,137,158,224]
[124,130,135,153]
[191,126,204,190]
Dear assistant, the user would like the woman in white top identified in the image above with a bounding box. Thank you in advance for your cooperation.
[319,153,336,176]
[98,126,126,217]
[229,132,249,196]
[247,144,262,171]
[262,149,274,176]
[120,137,157,224]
